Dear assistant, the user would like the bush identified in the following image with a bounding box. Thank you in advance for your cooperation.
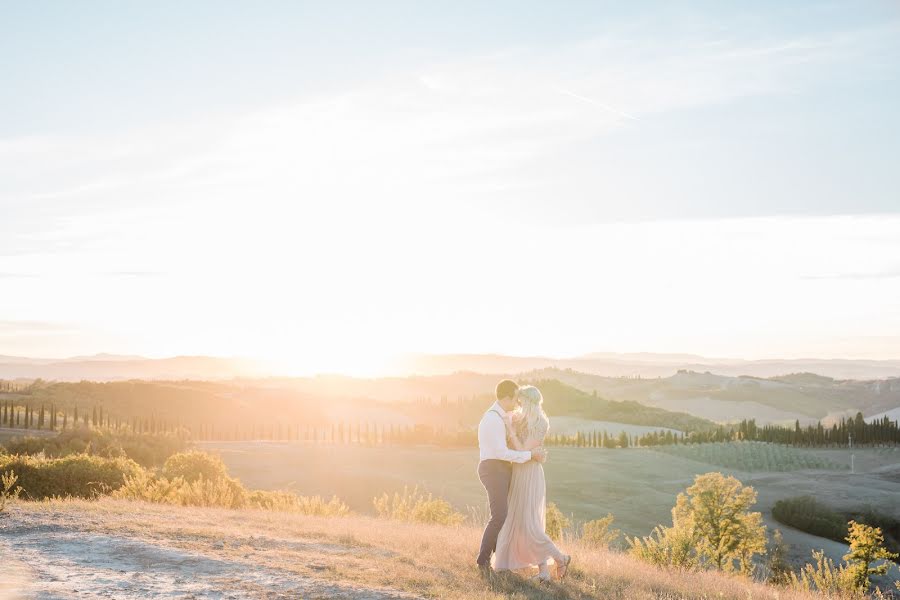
[582,514,621,548]
[113,470,185,504]
[546,502,571,541]
[773,496,848,542]
[1,470,22,512]
[114,470,247,509]
[248,490,350,516]
[767,530,792,585]
[115,471,351,515]
[0,454,142,500]
[373,486,465,526]
[172,475,247,508]
[162,451,228,483]
[628,524,698,569]
[2,429,187,468]
[790,550,856,596]
[843,520,899,592]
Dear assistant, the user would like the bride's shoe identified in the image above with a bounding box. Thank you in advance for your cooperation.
[556,555,572,580]
[530,573,552,584]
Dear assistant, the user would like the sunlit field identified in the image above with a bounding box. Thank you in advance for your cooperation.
[197,441,900,569]
[649,441,848,472]
[4,498,845,600]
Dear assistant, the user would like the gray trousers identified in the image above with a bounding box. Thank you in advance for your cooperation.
[476,459,513,566]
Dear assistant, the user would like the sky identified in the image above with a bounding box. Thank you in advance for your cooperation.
[1,1,899,374]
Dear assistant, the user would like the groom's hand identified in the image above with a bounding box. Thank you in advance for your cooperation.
[531,447,547,463]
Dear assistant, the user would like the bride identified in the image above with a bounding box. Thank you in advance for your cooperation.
[492,385,572,581]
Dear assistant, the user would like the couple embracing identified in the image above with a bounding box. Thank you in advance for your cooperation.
[476,379,572,582]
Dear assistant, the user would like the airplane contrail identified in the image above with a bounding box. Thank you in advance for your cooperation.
[557,88,640,121]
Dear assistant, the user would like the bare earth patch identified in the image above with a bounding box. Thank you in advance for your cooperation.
[0,502,419,599]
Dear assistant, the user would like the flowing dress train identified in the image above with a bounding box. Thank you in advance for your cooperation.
[492,418,564,570]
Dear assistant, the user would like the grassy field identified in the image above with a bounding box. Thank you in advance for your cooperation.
[649,441,847,472]
[0,498,839,600]
[198,441,900,573]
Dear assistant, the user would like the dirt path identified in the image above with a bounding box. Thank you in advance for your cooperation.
[0,506,420,599]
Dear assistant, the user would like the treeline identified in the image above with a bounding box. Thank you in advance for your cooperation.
[0,400,476,446]
[544,412,900,449]
[1,401,180,435]
[0,380,24,392]
[737,413,900,446]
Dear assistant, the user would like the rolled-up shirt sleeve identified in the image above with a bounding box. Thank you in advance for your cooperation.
[479,414,531,463]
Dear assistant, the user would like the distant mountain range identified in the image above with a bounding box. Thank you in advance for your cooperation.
[390,353,900,380]
[524,368,900,426]
[0,355,267,381]
[2,353,899,427]
[2,352,900,382]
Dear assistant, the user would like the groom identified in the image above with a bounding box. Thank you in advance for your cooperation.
[476,379,546,569]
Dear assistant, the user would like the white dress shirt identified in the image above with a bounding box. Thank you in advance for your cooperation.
[478,401,532,463]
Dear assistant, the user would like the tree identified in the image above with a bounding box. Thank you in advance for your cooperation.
[767,529,792,585]
[843,520,898,592]
[671,472,767,573]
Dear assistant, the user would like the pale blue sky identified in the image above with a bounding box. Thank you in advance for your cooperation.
[1,2,899,368]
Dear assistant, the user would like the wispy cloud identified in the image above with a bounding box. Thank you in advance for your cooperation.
[802,267,900,281]
[556,88,639,121]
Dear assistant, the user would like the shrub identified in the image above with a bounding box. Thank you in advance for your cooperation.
[373,486,465,526]
[545,502,571,541]
[0,454,142,500]
[113,470,184,504]
[2,429,187,468]
[773,496,848,542]
[790,550,855,596]
[114,471,247,509]
[843,520,899,592]
[172,475,247,509]
[628,524,698,569]
[582,513,621,548]
[162,451,228,483]
[789,523,899,596]
[1,470,22,512]
[248,490,350,516]
[767,529,792,585]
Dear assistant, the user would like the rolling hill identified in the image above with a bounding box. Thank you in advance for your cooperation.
[524,368,900,425]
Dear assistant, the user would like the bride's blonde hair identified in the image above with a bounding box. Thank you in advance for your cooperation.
[515,385,549,441]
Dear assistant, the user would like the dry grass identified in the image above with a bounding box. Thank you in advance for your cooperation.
[6,498,842,600]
